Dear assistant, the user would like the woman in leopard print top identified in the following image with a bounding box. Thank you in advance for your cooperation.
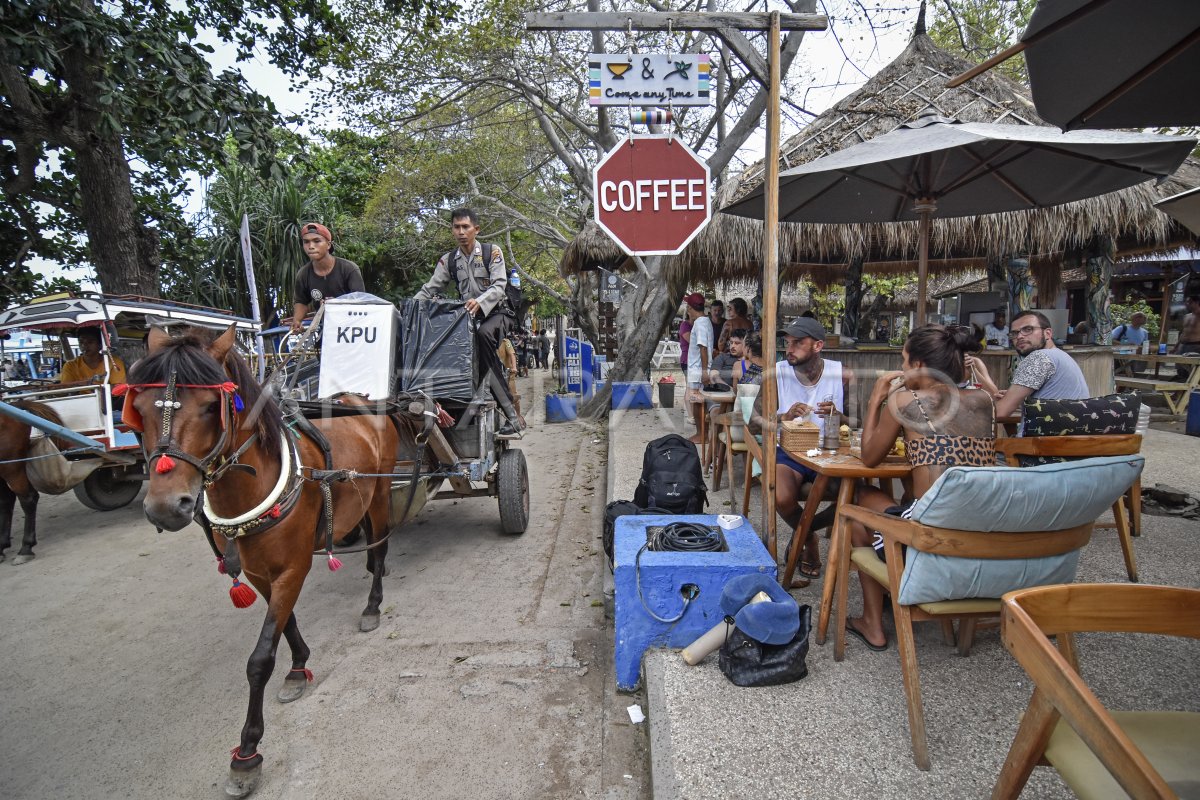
[842,325,996,651]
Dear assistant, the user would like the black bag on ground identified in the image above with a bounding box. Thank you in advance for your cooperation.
[602,500,673,568]
[718,604,812,688]
[632,434,707,514]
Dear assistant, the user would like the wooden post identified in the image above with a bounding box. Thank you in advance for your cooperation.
[914,199,935,327]
[761,11,781,559]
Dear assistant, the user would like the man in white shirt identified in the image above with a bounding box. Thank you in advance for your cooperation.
[750,317,849,585]
[684,292,712,443]
[984,309,1009,350]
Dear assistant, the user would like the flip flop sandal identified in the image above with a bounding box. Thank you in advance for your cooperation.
[846,623,888,652]
[800,560,822,579]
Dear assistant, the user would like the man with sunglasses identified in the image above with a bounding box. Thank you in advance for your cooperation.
[969,310,1089,420]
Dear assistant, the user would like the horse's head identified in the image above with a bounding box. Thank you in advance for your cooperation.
[127,326,243,531]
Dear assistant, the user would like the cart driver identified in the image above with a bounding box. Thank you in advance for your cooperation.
[57,327,126,386]
[413,207,524,436]
[290,222,366,333]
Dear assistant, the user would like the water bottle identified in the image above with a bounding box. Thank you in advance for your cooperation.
[509,269,521,288]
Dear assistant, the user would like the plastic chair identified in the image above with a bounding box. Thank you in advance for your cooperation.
[991,583,1200,799]
[994,434,1142,582]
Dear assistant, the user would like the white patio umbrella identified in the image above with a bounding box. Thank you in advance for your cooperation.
[1155,187,1200,237]
[724,110,1195,325]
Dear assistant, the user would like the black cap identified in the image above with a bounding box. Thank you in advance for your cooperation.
[779,317,827,341]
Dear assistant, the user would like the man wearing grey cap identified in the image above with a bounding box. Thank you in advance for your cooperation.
[750,317,849,585]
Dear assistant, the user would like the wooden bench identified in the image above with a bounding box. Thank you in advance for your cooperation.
[1114,376,1195,415]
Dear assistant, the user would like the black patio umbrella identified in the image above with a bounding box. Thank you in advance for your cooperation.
[1156,186,1200,237]
[723,110,1195,325]
[951,0,1200,131]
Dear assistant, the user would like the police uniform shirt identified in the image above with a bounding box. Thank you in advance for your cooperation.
[415,242,507,317]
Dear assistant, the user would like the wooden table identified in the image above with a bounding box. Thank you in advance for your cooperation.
[777,447,912,648]
[1114,353,1200,415]
[700,388,735,473]
[1113,352,1200,378]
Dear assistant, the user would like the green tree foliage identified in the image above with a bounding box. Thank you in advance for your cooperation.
[0,0,456,300]
[927,0,1036,83]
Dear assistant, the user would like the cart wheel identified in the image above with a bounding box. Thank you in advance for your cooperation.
[497,448,529,534]
[74,467,142,511]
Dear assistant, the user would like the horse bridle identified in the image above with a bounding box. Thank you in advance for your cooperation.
[116,371,242,480]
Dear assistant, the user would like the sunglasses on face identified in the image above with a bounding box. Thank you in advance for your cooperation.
[1008,324,1045,338]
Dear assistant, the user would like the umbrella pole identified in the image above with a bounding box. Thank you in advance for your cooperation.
[761,11,781,560]
[915,199,935,328]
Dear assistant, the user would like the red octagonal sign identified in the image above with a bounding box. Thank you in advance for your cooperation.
[592,136,711,256]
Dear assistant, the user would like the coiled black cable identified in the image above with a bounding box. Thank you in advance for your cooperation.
[636,522,725,623]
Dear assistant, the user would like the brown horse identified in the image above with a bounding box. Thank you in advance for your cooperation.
[0,399,67,564]
[129,325,405,798]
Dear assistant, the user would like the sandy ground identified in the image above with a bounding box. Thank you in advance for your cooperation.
[0,374,648,800]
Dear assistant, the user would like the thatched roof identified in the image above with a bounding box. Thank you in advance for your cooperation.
[560,16,1200,284]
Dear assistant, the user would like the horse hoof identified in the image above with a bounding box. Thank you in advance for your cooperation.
[360,613,380,632]
[11,553,34,566]
[277,677,307,704]
[224,764,261,798]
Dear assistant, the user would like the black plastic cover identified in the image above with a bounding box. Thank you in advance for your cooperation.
[396,299,478,402]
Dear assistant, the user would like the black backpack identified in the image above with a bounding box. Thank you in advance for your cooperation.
[633,434,707,514]
[448,243,524,317]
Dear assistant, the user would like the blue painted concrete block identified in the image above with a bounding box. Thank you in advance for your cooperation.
[613,514,776,690]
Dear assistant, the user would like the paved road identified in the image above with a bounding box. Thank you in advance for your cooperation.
[0,384,648,799]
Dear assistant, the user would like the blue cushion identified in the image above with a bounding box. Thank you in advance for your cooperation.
[896,455,1145,605]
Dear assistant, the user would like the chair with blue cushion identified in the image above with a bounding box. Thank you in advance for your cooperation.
[833,455,1146,770]
[992,583,1200,799]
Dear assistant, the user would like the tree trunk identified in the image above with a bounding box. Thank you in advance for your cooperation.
[842,257,864,338]
[578,255,681,418]
[1084,236,1115,344]
[74,135,160,297]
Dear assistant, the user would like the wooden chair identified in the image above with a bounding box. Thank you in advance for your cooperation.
[992,583,1200,799]
[835,503,1095,770]
[994,435,1141,582]
[712,411,748,506]
[741,424,763,517]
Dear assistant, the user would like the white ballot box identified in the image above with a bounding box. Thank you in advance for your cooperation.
[318,295,398,400]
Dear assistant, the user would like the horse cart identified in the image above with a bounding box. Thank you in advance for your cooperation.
[0,294,260,516]
[268,294,530,537]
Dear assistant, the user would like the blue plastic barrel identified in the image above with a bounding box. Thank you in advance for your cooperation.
[1187,390,1200,437]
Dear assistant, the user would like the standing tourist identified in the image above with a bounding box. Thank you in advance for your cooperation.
[684,293,713,442]
[1175,295,1200,379]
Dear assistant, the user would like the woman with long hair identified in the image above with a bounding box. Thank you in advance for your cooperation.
[732,330,765,386]
[844,325,996,650]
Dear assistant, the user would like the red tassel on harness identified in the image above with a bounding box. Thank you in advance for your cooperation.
[155,455,176,474]
[229,579,257,608]
[326,552,343,572]
[216,556,227,575]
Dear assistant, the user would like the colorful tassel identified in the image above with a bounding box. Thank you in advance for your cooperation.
[216,556,226,575]
[155,455,176,474]
[233,394,245,412]
[268,504,281,519]
[229,579,257,608]
[326,552,343,572]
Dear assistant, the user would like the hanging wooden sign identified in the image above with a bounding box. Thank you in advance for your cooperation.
[588,53,711,106]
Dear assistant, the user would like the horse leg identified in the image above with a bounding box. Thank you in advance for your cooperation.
[226,582,300,799]
[9,472,38,566]
[0,479,15,562]
[360,487,391,632]
[276,612,312,704]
